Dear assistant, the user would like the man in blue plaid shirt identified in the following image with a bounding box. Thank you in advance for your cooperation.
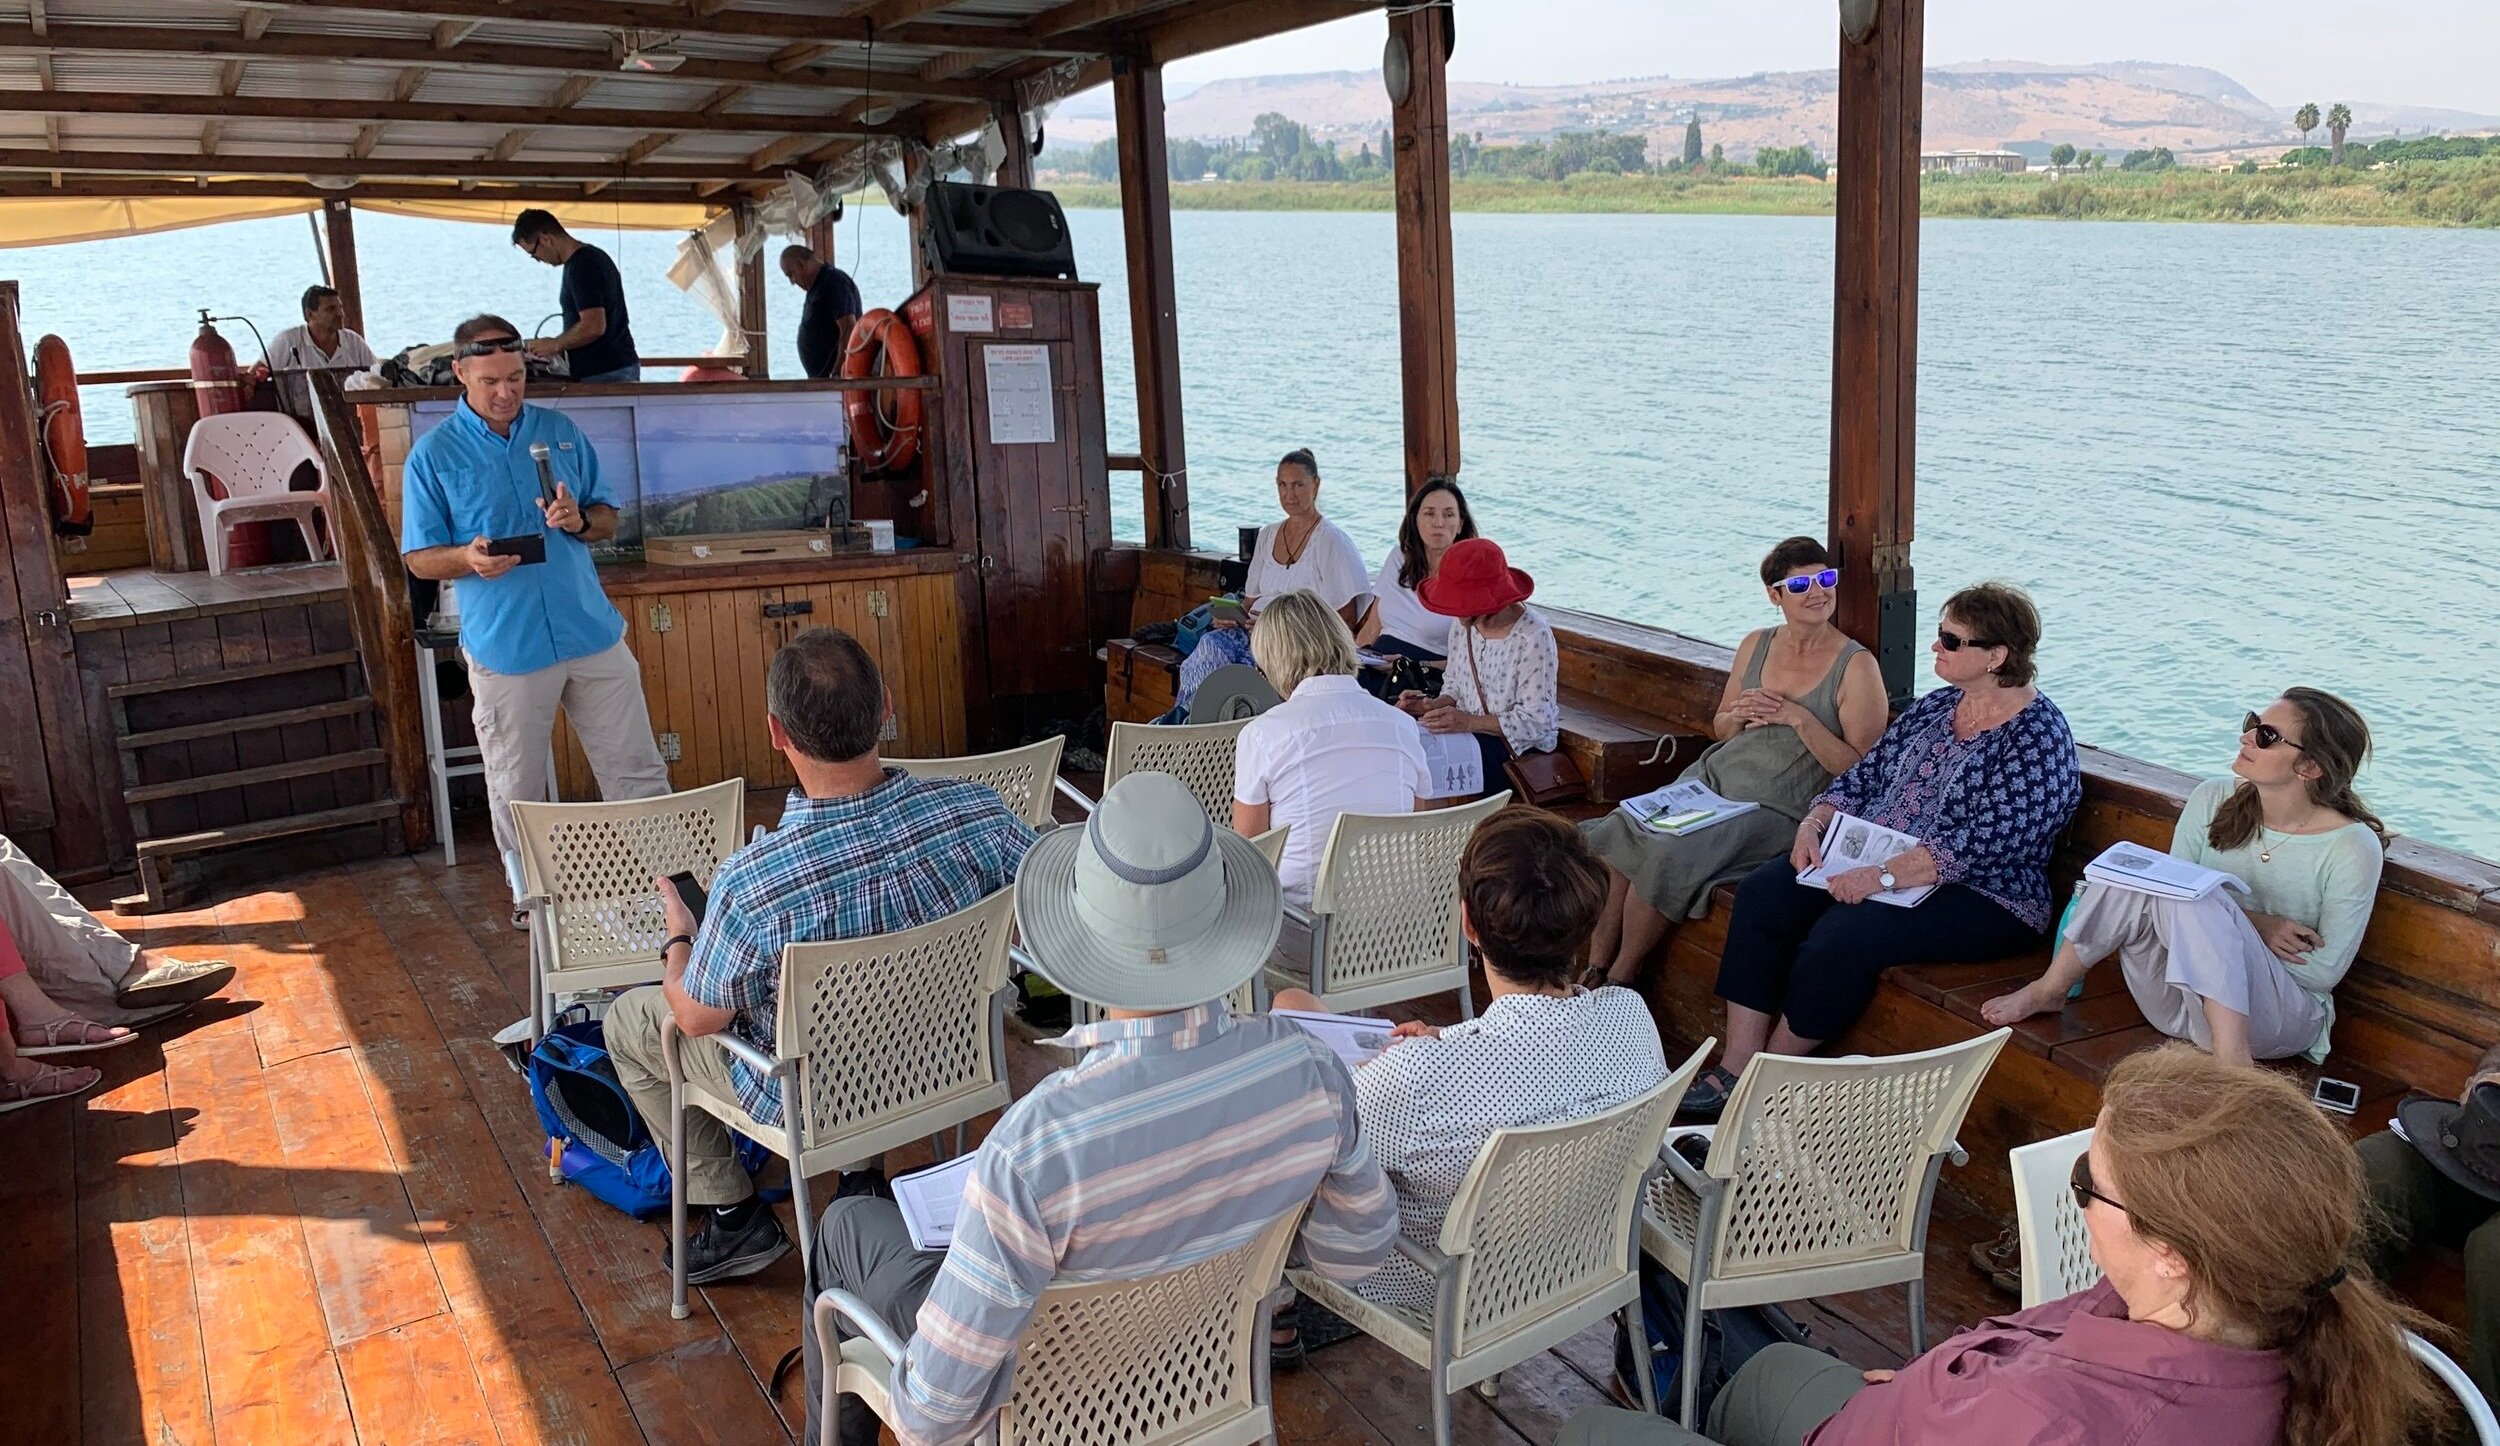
[606,627,1037,1283]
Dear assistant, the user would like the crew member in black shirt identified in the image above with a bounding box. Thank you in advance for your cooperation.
[512,209,641,382]
[781,244,863,380]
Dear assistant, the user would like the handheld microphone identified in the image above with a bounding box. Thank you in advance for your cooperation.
[529,441,559,507]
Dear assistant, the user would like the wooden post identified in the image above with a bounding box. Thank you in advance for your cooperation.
[1114,57,1189,549]
[905,150,931,291]
[806,215,836,270]
[993,98,1034,191]
[323,199,365,337]
[732,202,769,379]
[1828,0,1924,701]
[1389,4,1460,497]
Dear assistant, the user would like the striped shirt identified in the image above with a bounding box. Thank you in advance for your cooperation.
[889,1001,1398,1445]
[679,770,1037,1126]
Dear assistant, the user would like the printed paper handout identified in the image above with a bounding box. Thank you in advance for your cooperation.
[1417,727,1484,799]
[2080,842,2249,902]
[1275,1009,1396,1069]
[893,1153,978,1252]
[1615,778,1761,836]
[1797,812,1936,907]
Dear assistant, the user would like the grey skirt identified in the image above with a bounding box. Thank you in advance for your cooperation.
[1582,806,1801,922]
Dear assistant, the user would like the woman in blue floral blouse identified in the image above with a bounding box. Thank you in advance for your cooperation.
[1680,582,2082,1121]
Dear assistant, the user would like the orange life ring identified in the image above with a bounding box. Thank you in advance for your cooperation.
[31,334,91,540]
[839,308,923,475]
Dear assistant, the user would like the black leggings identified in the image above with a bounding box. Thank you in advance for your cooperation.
[1714,855,2039,1042]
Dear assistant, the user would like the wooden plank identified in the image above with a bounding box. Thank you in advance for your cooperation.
[117,694,375,750]
[106,646,361,697]
[124,746,389,804]
[617,1336,795,1446]
[251,601,339,814]
[213,880,356,1069]
[334,1313,502,1446]
[73,624,138,868]
[263,1046,451,1345]
[690,1197,811,1441]
[659,587,697,791]
[1305,1328,1533,1445]
[164,1026,360,1442]
[0,1084,81,1445]
[1388,5,1460,497]
[686,589,726,788]
[1114,65,1189,548]
[135,798,402,859]
[74,1054,214,1446]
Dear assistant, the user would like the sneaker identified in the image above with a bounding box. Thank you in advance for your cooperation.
[114,957,236,1011]
[1675,1065,1739,1124]
[834,1166,893,1202]
[665,1205,791,1285]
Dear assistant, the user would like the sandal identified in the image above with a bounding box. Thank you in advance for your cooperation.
[15,1016,136,1057]
[1676,1065,1739,1123]
[0,1062,102,1113]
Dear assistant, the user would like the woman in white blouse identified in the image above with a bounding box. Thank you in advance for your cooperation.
[1399,537,1560,791]
[1356,477,1476,665]
[1173,447,1370,715]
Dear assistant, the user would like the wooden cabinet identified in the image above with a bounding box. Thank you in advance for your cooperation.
[552,555,967,799]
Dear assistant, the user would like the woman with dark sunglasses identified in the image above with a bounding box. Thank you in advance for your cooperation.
[1680,581,2080,1122]
[1582,536,1887,987]
[1982,688,2385,1069]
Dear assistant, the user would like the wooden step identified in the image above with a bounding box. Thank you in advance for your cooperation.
[107,649,361,699]
[116,697,373,752]
[132,800,401,863]
[124,748,387,804]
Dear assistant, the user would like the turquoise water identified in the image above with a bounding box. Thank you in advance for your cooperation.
[10,206,2496,860]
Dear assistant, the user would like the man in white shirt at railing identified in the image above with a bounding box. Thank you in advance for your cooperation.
[266,284,377,420]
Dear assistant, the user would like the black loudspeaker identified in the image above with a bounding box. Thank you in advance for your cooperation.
[921,182,1078,281]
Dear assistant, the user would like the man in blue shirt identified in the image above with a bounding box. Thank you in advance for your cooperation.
[780,244,863,379]
[400,314,669,881]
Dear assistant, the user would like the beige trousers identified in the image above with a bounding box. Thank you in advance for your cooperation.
[2067,882,2327,1059]
[603,985,754,1206]
[467,639,671,863]
[0,829,158,1026]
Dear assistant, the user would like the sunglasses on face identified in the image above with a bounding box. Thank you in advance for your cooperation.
[1777,569,1841,595]
[1936,628,1995,652]
[455,337,525,359]
[2070,1152,2127,1215]
[2242,711,2304,752]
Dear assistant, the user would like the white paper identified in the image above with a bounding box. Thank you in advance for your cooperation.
[2080,842,2249,902]
[1797,812,1936,907]
[1417,727,1484,799]
[1616,778,1761,835]
[893,1153,978,1252]
[982,344,1056,445]
[1275,1009,1396,1069]
[947,294,994,333]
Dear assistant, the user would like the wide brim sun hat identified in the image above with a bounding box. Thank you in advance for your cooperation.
[1015,771,1283,1012]
[1416,536,1534,618]
[2396,1089,2500,1208]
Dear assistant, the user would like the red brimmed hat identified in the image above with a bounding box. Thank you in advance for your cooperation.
[1417,537,1534,618]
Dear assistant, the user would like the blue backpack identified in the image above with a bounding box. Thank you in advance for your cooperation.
[526,1012,771,1219]
[1614,1254,1820,1420]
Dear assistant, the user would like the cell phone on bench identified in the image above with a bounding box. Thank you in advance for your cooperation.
[664,871,709,929]
[2312,1076,2361,1116]
[485,533,547,565]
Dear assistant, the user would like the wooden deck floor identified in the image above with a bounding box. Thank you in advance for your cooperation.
[2,800,2009,1446]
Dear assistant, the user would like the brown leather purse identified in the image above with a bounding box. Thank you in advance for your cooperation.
[1464,627,1587,807]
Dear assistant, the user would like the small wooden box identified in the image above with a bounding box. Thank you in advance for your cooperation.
[643,529,851,568]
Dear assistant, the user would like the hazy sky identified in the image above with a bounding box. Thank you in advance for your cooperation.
[1165,1,2500,116]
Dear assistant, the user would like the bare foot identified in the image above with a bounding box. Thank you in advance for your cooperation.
[1980,979,2069,1026]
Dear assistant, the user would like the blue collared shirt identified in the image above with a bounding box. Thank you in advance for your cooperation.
[399,399,624,676]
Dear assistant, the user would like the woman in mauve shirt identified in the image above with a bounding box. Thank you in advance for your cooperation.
[1565,1044,2450,1446]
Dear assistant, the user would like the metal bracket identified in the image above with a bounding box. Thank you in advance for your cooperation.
[761,599,815,620]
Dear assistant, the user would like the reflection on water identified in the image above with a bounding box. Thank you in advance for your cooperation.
[12,205,2495,859]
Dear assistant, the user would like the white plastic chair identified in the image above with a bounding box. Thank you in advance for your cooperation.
[1052,718,1253,824]
[1288,1044,1711,1446]
[1641,1029,2010,1423]
[891,736,1066,828]
[1266,790,1513,1017]
[818,1204,1302,1446]
[183,411,333,575]
[2014,1127,2500,1445]
[667,886,1017,1320]
[507,780,746,1039]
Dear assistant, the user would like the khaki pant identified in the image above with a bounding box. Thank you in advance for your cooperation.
[2360,1130,2500,1413]
[1561,1343,1864,1446]
[2067,882,2326,1059]
[0,829,157,1026]
[603,985,755,1207]
[468,639,671,864]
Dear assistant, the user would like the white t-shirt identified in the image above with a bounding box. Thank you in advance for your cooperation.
[267,324,379,416]
[1233,674,1432,905]
[1368,545,1452,654]
[1244,518,1367,616]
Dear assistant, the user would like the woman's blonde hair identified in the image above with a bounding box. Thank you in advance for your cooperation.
[1249,590,1358,697]
[2100,1045,2445,1446]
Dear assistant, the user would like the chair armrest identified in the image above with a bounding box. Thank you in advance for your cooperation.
[1944,1139,1970,1169]
[1394,1233,1457,1278]
[1008,943,1040,977]
[706,1030,781,1078]
[502,848,538,907]
[1281,900,1316,930]
[1051,777,1097,815]
[1655,1132,1715,1193]
[815,1288,911,1363]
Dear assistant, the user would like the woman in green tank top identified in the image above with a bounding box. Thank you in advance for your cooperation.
[1582,538,1888,986]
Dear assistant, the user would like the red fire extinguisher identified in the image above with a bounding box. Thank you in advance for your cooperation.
[188,310,247,417]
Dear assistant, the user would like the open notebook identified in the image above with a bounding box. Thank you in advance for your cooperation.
[893,1153,978,1252]
[1274,1008,1395,1069]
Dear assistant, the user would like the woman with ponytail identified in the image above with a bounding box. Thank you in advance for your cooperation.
[1985,688,2387,1068]
[1560,1045,2449,1446]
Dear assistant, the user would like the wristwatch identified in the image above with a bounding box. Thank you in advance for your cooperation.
[1877,870,1898,891]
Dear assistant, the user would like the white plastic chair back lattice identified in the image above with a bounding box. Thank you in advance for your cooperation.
[891,736,1066,828]
[1285,1042,1712,1444]
[1273,790,1512,1016]
[2409,1329,2500,1446]
[181,411,334,575]
[1104,718,1251,826]
[508,779,745,1028]
[824,1206,1302,1446]
[2010,1127,2100,1309]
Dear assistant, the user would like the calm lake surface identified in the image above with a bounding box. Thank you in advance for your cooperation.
[13,206,2496,860]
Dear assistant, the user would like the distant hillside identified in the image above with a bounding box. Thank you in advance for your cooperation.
[1046,62,2500,163]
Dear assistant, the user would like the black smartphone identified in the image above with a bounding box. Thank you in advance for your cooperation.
[2311,1076,2361,1116]
[485,533,547,565]
[664,871,708,928]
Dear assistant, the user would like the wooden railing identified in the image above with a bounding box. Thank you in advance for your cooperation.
[308,370,429,855]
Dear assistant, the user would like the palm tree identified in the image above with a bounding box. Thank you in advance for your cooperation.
[2327,102,2354,165]
[2295,102,2320,149]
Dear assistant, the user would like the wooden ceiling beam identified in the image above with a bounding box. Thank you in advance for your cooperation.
[0,173,717,202]
[430,17,480,47]
[393,65,428,101]
[351,123,384,158]
[0,145,789,182]
[239,5,274,40]
[0,23,1010,101]
[487,128,529,160]
[623,132,679,164]
[0,89,913,140]
[1024,0,1189,42]
[550,75,595,108]
[200,120,225,155]
[217,59,247,95]
[229,0,1103,57]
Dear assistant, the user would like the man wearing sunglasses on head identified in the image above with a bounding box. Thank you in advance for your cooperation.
[401,315,670,918]
[510,209,641,383]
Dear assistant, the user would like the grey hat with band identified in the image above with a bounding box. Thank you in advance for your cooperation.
[2396,1083,2500,1208]
[1014,771,1282,1012]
